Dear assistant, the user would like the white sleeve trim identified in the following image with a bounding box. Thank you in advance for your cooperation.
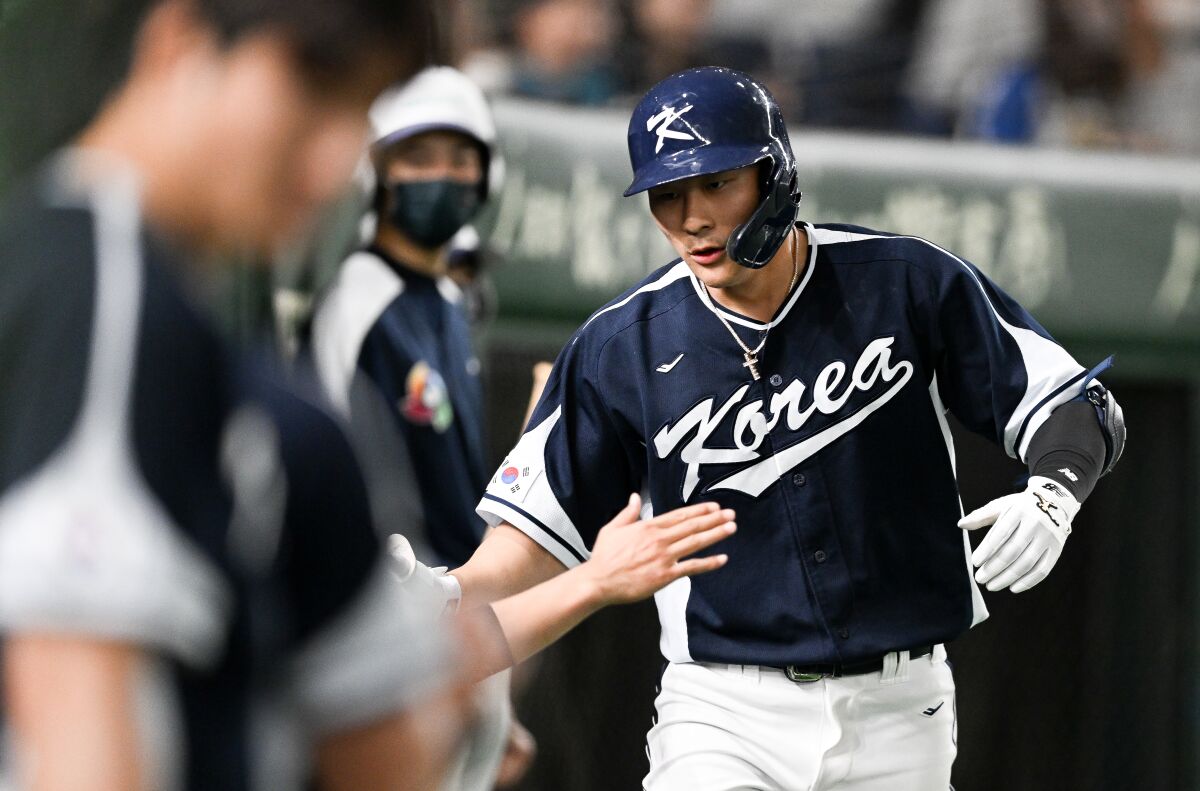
[477,496,585,570]
[0,170,231,666]
[0,461,233,667]
[909,237,1084,460]
[929,375,989,629]
[311,251,403,416]
[475,406,590,569]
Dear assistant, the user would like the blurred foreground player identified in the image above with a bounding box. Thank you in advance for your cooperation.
[448,67,1126,789]
[0,1,476,789]
[312,67,532,790]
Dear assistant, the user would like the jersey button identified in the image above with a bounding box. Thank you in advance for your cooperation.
[792,473,806,487]
[838,628,850,640]
[769,373,783,387]
[813,550,827,563]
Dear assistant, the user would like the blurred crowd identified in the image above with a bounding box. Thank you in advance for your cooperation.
[441,0,1200,157]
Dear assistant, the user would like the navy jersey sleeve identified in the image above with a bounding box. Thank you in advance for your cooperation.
[917,240,1086,462]
[476,333,639,569]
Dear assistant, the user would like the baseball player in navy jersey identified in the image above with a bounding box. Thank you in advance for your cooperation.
[445,66,1127,789]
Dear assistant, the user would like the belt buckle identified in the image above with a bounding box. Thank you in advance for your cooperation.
[785,666,823,683]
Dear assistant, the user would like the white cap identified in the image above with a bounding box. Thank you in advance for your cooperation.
[370,66,496,153]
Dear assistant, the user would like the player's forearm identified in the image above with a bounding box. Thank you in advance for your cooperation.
[1025,400,1107,501]
[458,498,735,678]
[470,565,606,678]
[451,523,566,608]
[4,635,143,791]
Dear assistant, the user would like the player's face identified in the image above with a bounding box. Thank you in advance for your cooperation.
[377,130,484,186]
[646,164,761,290]
[188,37,389,255]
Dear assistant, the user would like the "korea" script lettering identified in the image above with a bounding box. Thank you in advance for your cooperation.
[652,336,914,498]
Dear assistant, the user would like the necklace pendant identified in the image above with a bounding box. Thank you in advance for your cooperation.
[742,352,761,381]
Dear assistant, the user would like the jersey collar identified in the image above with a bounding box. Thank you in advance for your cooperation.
[366,245,463,305]
[689,221,818,330]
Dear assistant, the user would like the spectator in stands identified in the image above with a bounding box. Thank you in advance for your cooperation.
[707,0,937,132]
[1119,0,1200,156]
[1104,0,1200,156]
[466,0,619,105]
[614,0,775,104]
[904,0,1042,139]
[907,0,1197,154]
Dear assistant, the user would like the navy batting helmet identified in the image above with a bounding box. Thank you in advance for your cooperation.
[624,67,801,269]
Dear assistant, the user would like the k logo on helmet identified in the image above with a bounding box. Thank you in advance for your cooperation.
[646,105,695,153]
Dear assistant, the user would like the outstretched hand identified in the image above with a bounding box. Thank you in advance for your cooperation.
[582,494,736,606]
[477,495,735,675]
[959,476,1079,594]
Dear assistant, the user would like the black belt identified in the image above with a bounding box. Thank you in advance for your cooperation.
[782,645,935,682]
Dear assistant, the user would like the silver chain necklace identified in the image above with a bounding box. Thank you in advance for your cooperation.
[704,230,799,382]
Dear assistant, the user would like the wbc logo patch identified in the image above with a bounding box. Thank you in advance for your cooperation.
[401,361,453,432]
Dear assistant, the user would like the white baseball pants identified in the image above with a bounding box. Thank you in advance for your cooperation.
[644,646,956,791]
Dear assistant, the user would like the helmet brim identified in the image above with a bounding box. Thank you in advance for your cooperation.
[623,144,771,197]
[374,122,490,153]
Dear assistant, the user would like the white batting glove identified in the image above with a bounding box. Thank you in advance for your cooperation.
[387,534,462,614]
[958,476,1080,594]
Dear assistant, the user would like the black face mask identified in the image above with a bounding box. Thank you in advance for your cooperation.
[385,180,481,249]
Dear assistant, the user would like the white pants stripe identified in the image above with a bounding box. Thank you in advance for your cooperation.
[644,647,956,791]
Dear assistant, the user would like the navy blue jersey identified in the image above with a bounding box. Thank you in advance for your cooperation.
[313,246,488,567]
[0,155,451,789]
[479,222,1096,668]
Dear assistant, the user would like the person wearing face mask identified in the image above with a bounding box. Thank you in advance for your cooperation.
[311,66,535,791]
[315,66,497,569]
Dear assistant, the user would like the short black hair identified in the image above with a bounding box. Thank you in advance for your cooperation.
[0,0,436,189]
[190,0,437,90]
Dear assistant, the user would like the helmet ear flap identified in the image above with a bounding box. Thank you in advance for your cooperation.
[727,157,801,269]
[757,159,774,201]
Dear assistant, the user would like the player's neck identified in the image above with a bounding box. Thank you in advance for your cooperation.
[373,223,446,278]
[76,92,210,254]
[708,228,807,323]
